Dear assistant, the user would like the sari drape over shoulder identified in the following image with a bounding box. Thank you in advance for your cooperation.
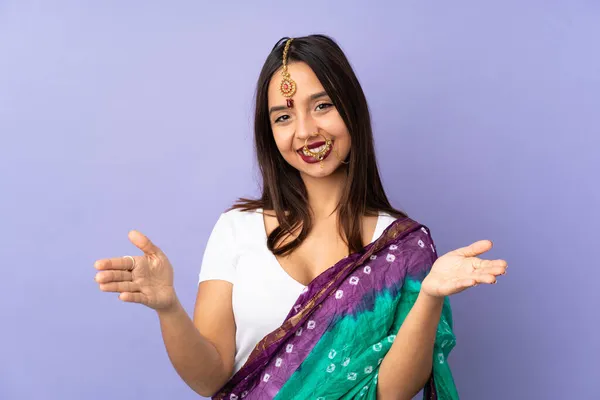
[213,217,459,400]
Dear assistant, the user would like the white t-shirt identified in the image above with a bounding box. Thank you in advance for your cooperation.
[197,208,397,375]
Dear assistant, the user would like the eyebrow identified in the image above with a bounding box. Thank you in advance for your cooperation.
[268,91,330,115]
[309,91,328,101]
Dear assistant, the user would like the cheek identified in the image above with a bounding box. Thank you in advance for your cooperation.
[320,112,349,137]
[271,126,295,153]
[326,114,351,152]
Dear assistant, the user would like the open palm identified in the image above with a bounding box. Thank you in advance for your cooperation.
[422,240,508,298]
[94,230,176,310]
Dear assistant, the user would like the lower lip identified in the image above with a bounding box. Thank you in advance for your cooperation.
[297,143,333,164]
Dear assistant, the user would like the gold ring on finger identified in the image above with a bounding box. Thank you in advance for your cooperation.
[123,255,135,271]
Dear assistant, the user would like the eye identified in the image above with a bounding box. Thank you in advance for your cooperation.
[274,114,290,124]
[316,103,333,111]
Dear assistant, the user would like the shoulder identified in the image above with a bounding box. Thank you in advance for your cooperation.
[374,211,407,236]
[221,207,260,220]
[388,219,438,279]
[377,211,398,227]
[214,207,262,236]
[403,220,437,258]
[397,215,434,243]
[379,212,437,254]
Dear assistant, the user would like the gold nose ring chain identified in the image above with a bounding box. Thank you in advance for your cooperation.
[303,133,332,168]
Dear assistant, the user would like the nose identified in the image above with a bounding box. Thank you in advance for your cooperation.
[294,113,318,143]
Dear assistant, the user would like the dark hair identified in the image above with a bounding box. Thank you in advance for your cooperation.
[231,34,407,256]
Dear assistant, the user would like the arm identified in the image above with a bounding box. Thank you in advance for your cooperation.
[376,291,443,400]
[94,217,238,397]
[377,232,508,399]
[157,281,236,397]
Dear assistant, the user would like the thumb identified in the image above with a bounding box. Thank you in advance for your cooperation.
[451,239,493,258]
[128,230,161,255]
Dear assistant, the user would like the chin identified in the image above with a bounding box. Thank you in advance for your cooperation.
[298,162,347,179]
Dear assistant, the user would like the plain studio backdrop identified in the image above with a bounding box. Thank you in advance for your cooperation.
[0,1,598,399]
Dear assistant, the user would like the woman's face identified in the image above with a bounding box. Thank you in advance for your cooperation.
[267,61,351,178]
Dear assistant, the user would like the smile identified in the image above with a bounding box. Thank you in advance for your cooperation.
[297,140,334,164]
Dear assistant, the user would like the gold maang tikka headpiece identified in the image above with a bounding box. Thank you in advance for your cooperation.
[280,38,296,108]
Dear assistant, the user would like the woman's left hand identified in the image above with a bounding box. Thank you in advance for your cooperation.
[421,240,507,298]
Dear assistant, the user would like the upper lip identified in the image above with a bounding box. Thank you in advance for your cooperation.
[296,140,331,152]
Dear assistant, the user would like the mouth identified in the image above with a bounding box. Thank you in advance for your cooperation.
[296,140,329,152]
[296,140,334,164]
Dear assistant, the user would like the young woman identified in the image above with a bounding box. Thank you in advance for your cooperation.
[94,35,507,399]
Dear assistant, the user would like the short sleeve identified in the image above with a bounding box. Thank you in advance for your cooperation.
[198,212,238,285]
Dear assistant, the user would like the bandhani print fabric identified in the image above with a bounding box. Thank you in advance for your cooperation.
[213,217,459,400]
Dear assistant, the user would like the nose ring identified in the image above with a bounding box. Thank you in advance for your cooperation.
[303,132,332,161]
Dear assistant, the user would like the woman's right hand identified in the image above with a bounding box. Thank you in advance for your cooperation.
[94,230,177,311]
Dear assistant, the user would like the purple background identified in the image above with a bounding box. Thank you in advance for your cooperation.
[0,1,598,399]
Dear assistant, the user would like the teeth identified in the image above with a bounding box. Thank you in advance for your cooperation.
[303,144,328,156]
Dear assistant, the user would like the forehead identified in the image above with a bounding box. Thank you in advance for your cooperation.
[267,61,326,106]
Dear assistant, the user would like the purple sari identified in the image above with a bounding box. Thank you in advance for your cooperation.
[213,217,458,399]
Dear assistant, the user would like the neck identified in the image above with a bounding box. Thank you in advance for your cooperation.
[300,166,348,219]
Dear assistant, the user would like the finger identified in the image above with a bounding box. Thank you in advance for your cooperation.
[455,278,477,289]
[472,273,498,285]
[128,230,161,255]
[94,256,138,271]
[452,240,493,258]
[99,281,140,293]
[95,270,133,284]
[474,268,507,278]
[119,292,148,304]
[472,259,508,275]
[476,266,507,277]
